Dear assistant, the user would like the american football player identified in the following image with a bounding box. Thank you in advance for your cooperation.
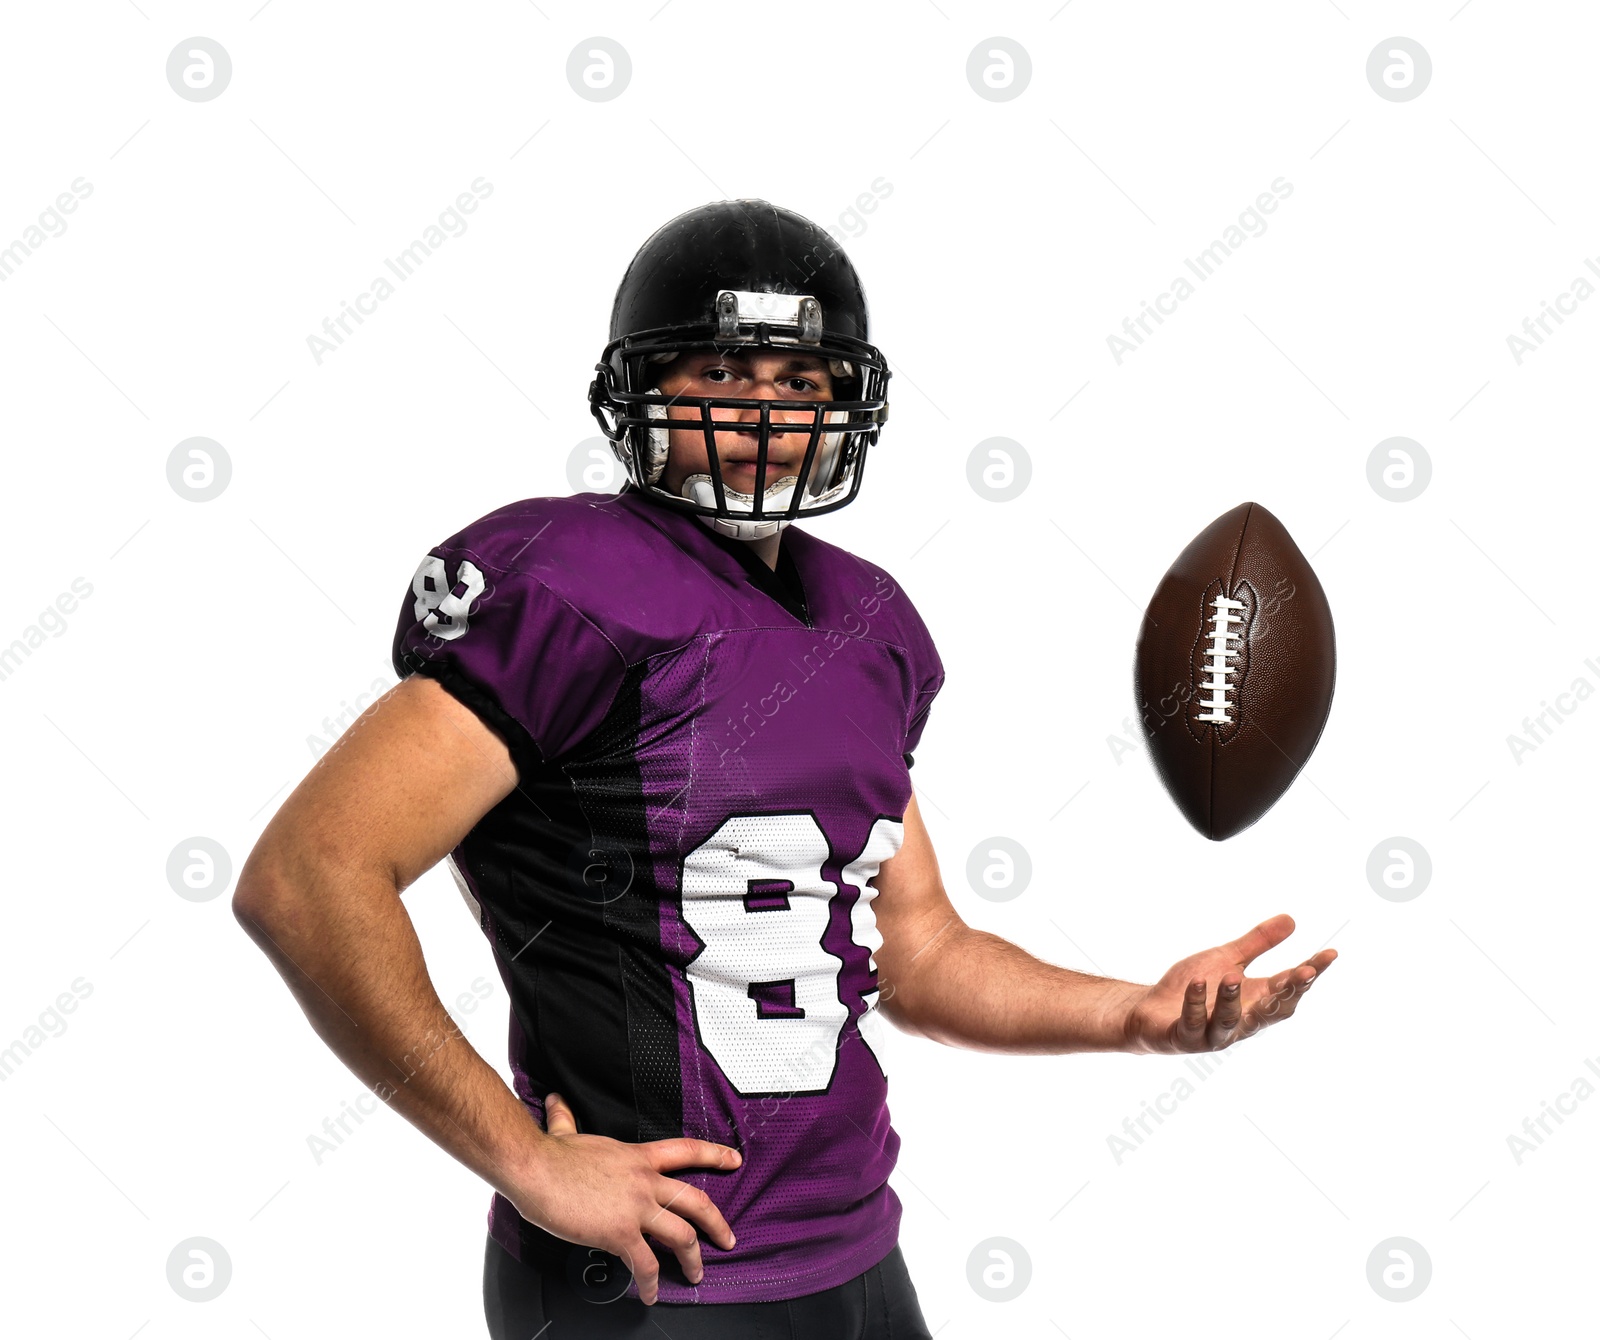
[234,200,1336,1338]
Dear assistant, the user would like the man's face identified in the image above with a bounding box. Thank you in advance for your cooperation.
[653,349,834,500]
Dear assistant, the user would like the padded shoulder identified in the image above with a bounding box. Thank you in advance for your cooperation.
[432,493,691,663]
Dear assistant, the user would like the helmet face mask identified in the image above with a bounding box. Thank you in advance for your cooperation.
[589,202,891,539]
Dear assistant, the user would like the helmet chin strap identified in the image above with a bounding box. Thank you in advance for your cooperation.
[680,473,797,540]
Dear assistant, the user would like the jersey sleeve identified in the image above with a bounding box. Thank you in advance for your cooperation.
[391,546,628,765]
[900,607,945,769]
[902,662,944,768]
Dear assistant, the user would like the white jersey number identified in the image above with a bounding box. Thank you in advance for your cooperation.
[411,555,485,642]
[679,812,903,1096]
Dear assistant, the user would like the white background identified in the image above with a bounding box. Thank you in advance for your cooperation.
[3,3,1595,1336]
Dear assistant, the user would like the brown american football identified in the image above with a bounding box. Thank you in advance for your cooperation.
[1134,502,1336,840]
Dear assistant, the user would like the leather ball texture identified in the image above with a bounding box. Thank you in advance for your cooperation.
[1134,502,1336,841]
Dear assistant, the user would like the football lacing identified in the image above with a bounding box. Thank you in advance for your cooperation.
[1194,595,1247,725]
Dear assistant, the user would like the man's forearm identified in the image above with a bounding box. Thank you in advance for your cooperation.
[879,923,1142,1055]
[233,856,545,1207]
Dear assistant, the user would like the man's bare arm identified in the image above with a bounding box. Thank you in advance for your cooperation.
[871,794,1133,1054]
[871,795,1332,1056]
[232,675,738,1303]
[233,675,535,1194]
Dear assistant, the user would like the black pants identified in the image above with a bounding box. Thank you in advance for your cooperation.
[483,1233,933,1338]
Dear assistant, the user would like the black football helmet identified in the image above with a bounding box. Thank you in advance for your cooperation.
[588,200,890,539]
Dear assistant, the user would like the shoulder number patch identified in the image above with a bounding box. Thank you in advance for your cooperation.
[411,555,485,642]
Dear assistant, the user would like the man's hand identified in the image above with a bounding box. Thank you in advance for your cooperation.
[508,1093,741,1305]
[1119,913,1336,1055]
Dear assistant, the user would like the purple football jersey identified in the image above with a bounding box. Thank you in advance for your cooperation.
[390,485,943,1303]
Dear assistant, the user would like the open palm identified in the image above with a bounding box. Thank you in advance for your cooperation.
[1123,913,1336,1054]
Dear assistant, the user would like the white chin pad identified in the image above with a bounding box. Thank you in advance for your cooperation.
[680,472,798,541]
